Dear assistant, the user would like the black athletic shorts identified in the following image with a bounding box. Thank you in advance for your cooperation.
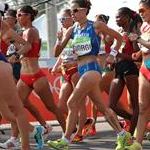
[114,60,139,79]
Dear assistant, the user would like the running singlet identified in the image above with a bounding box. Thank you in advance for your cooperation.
[99,35,111,54]
[71,20,100,56]
[60,39,77,62]
[140,22,150,53]
[119,32,134,55]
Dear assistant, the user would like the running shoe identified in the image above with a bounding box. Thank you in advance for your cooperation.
[71,134,83,143]
[47,138,69,150]
[0,137,20,149]
[116,132,132,150]
[82,118,95,137]
[124,142,142,150]
[34,126,45,149]
[88,126,97,136]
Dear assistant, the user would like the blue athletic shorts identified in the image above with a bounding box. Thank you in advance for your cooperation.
[78,61,101,77]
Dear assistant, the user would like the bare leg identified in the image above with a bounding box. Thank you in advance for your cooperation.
[34,77,66,132]
[125,75,139,135]
[76,100,87,135]
[58,81,73,115]
[109,78,132,120]
[136,73,150,144]
[0,62,30,150]
[24,100,47,127]
[65,71,123,139]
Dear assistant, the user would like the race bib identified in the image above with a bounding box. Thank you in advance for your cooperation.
[61,40,77,61]
[72,36,92,56]
[140,32,150,53]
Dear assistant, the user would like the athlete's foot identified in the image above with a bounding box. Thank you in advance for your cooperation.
[0,137,20,149]
[124,142,142,150]
[71,134,83,143]
[33,126,45,149]
[88,126,97,136]
[82,118,95,137]
[47,138,69,150]
[116,132,132,150]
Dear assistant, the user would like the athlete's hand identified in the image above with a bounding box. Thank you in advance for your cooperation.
[48,67,56,76]
[105,55,115,65]
[8,55,16,64]
[132,51,142,61]
[128,33,138,41]
[56,29,63,40]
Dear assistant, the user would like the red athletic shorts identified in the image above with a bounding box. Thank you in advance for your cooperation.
[140,65,150,82]
[20,70,46,88]
[61,66,78,83]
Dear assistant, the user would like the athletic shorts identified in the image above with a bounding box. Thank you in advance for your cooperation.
[12,62,21,81]
[78,61,101,77]
[115,60,139,79]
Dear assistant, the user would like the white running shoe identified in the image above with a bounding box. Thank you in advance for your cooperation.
[0,137,20,149]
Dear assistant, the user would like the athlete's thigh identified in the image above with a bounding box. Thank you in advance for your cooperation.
[59,81,73,106]
[100,71,114,93]
[68,71,101,106]
[71,72,80,87]
[88,84,107,114]
[17,79,32,103]
[0,63,23,107]
[139,73,150,107]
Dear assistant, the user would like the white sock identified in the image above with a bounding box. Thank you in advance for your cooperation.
[117,130,125,137]
[61,135,70,143]
[10,136,18,140]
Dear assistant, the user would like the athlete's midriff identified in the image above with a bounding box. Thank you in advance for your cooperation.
[21,58,39,74]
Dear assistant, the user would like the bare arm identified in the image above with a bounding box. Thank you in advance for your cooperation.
[94,21,123,51]
[53,27,73,57]
[129,33,150,51]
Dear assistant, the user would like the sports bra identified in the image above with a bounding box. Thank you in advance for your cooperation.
[22,27,41,58]
[71,20,100,56]
[24,41,41,58]
[1,38,8,55]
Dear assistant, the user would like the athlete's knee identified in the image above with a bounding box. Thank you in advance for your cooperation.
[67,100,77,111]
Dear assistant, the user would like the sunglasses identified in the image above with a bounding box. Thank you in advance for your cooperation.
[4,15,16,20]
[17,13,29,18]
[59,16,71,22]
[138,7,149,14]
[71,8,86,14]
